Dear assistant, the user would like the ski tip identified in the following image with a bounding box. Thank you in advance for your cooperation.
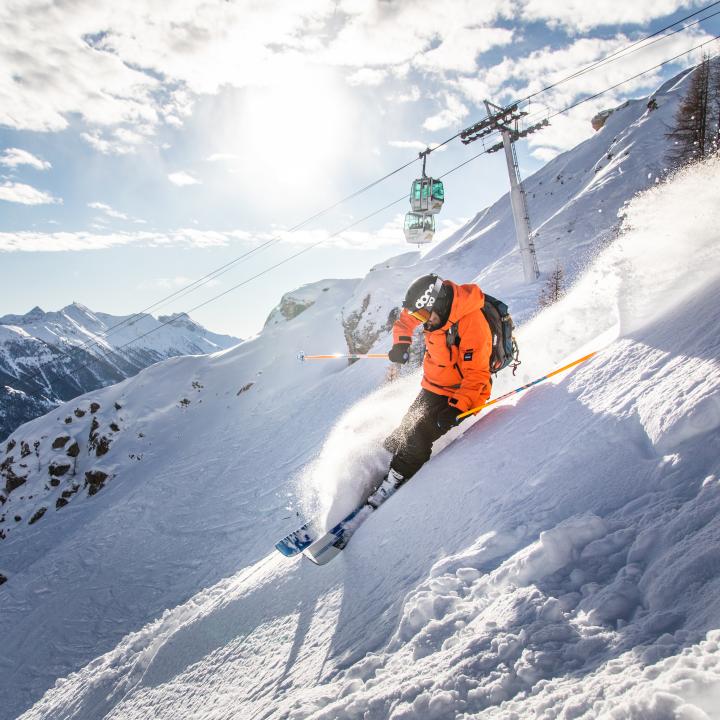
[275,542,299,557]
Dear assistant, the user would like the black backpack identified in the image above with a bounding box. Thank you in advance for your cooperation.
[445,293,520,375]
[482,294,520,375]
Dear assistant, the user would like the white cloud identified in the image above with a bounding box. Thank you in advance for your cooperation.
[0,148,51,170]
[0,215,473,253]
[388,140,448,152]
[325,0,512,69]
[88,201,128,220]
[454,27,714,157]
[474,28,713,107]
[389,85,422,103]
[0,228,250,253]
[168,171,201,187]
[414,26,514,74]
[0,0,521,150]
[346,67,388,86]
[206,153,241,162]
[423,94,469,132]
[0,181,61,205]
[0,1,338,144]
[517,0,702,33]
[88,201,146,223]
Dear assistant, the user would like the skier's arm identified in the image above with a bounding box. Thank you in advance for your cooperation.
[392,309,421,345]
[449,311,493,413]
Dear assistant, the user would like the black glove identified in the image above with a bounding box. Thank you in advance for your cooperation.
[388,342,410,364]
[436,403,463,432]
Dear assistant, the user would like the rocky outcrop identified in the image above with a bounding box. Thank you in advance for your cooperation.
[48,463,71,478]
[56,484,79,509]
[591,109,614,131]
[85,470,109,496]
[28,507,46,525]
[264,295,315,328]
[342,296,399,355]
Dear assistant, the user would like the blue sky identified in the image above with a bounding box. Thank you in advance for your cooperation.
[1,0,719,338]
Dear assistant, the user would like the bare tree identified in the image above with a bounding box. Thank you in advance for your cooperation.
[711,57,720,156]
[538,261,565,310]
[666,56,713,167]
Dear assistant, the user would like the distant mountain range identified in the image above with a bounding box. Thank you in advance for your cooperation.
[0,303,240,441]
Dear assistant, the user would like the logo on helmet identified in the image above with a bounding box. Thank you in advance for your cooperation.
[415,283,437,310]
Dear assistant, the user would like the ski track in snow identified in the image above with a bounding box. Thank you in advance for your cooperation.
[3,78,720,719]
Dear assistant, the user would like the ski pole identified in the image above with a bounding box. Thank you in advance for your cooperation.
[298,351,389,362]
[457,351,597,420]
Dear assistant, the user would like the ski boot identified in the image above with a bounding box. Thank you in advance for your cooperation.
[367,468,405,509]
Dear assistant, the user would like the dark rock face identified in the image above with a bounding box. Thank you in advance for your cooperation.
[52,436,70,449]
[0,573,6,585]
[84,470,109,496]
[2,456,27,494]
[90,402,100,414]
[56,484,80,509]
[95,437,111,457]
[48,463,71,478]
[28,507,47,525]
[66,442,80,458]
[88,417,112,457]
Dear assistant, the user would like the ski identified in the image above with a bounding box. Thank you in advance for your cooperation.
[303,477,403,565]
[274,476,403,564]
[274,519,323,557]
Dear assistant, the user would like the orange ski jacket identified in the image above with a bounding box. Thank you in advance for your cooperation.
[392,281,493,412]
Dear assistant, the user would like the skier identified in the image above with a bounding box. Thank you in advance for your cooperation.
[377,274,494,497]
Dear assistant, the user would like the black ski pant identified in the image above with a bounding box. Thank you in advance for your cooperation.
[384,389,454,480]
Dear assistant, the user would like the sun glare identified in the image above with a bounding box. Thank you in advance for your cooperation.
[221,65,354,207]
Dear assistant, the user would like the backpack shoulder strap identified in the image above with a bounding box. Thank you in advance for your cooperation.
[445,321,460,349]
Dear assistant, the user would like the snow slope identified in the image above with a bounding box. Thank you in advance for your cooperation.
[2,70,720,719]
[11,153,720,720]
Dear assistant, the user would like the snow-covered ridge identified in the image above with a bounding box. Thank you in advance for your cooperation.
[3,69,720,719]
[0,302,241,442]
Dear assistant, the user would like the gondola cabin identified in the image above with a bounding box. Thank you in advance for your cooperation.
[404,212,435,245]
[410,177,444,214]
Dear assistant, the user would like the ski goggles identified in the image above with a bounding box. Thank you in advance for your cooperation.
[408,307,432,323]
